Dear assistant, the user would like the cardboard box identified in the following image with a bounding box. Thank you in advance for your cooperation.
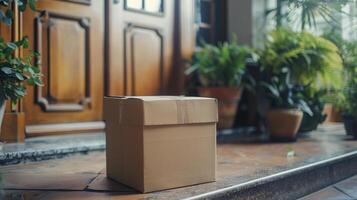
[103,96,218,193]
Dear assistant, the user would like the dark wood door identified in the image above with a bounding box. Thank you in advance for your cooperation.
[106,0,175,96]
[23,0,104,136]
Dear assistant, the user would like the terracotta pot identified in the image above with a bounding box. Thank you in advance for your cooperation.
[266,109,303,141]
[198,87,243,129]
[0,99,5,136]
[323,104,343,123]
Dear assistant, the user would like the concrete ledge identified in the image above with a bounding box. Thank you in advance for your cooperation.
[184,151,357,200]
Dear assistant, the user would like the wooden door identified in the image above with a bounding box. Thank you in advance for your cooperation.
[22,0,104,136]
[106,0,175,96]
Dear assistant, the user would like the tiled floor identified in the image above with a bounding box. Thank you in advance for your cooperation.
[301,175,357,200]
[1,124,357,200]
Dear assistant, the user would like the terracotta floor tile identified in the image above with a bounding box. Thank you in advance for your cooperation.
[87,173,135,193]
[40,192,134,200]
[2,172,98,190]
[0,152,105,175]
[300,187,352,200]
[3,191,145,200]
[4,191,148,200]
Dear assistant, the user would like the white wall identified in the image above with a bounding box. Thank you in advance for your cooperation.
[227,0,252,45]
[227,0,272,47]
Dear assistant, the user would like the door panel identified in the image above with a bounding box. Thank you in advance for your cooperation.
[23,0,104,133]
[107,0,174,96]
[48,16,86,103]
[35,12,90,111]
[125,25,163,95]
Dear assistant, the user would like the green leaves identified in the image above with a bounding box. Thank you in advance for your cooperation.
[16,0,37,11]
[255,70,313,115]
[15,36,29,48]
[28,0,36,11]
[0,0,37,25]
[15,72,24,80]
[6,42,17,50]
[187,41,255,87]
[322,31,357,115]
[0,37,42,102]
[260,28,343,89]
[0,0,40,103]
[0,9,12,25]
[261,81,280,98]
[1,66,13,74]
[255,28,342,115]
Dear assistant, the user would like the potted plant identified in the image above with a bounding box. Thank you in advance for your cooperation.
[298,87,327,132]
[186,41,255,129]
[0,38,42,135]
[258,28,342,135]
[256,69,312,141]
[0,0,42,137]
[320,89,344,123]
[340,41,357,138]
[322,32,357,127]
[341,84,357,139]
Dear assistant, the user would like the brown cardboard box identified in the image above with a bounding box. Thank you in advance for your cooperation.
[103,96,218,193]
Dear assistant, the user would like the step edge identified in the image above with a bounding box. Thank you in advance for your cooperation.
[183,150,357,200]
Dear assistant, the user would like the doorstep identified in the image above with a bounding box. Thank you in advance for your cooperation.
[2,124,357,200]
[0,132,106,165]
[0,127,258,165]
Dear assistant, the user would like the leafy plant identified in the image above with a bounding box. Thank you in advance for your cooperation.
[322,31,357,115]
[341,41,357,115]
[260,28,343,90]
[341,74,357,116]
[0,0,42,104]
[186,41,256,87]
[298,86,327,132]
[256,68,312,115]
[0,0,37,25]
[323,30,357,67]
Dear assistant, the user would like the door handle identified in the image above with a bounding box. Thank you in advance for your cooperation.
[113,0,120,4]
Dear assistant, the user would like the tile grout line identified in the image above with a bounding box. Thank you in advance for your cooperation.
[83,171,102,191]
[333,185,355,199]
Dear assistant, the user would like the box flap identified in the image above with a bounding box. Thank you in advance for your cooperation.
[104,96,218,126]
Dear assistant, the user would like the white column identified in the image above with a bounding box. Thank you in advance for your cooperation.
[227,0,273,47]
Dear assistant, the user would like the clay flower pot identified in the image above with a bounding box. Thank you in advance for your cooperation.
[323,104,343,123]
[342,115,357,139]
[198,87,243,129]
[266,109,303,141]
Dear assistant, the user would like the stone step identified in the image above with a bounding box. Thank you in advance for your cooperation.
[0,133,105,165]
[1,124,357,200]
[183,150,357,200]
